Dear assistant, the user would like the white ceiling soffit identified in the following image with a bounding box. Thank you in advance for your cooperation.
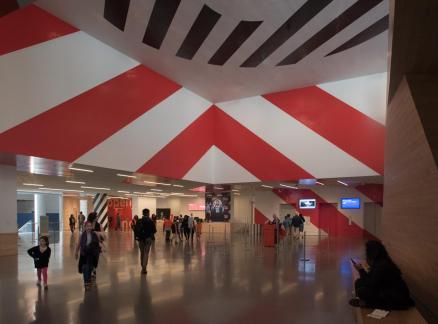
[36,0,389,102]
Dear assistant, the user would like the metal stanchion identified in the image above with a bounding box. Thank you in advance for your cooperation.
[300,231,310,262]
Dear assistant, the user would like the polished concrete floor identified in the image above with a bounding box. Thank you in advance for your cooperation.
[0,230,365,324]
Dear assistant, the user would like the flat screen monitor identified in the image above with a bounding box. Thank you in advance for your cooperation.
[340,198,361,209]
[299,199,316,209]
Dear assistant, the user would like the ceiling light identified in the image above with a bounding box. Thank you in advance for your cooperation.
[69,166,94,173]
[214,186,224,190]
[316,181,325,186]
[124,193,133,196]
[81,186,111,191]
[232,189,239,192]
[63,194,80,197]
[150,188,163,192]
[337,180,349,186]
[41,188,84,192]
[117,174,136,178]
[172,184,184,187]
[144,181,171,186]
[261,185,273,189]
[23,183,43,187]
[234,192,240,195]
[66,180,85,184]
[280,184,298,189]
[170,192,184,195]
[117,190,130,193]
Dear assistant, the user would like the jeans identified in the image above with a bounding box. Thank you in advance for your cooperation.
[82,263,93,284]
[37,267,48,285]
[139,238,152,270]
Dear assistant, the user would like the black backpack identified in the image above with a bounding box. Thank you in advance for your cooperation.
[134,219,147,240]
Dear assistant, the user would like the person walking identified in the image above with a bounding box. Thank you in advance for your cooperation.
[75,221,100,291]
[116,213,122,231]
[163,216,172,242]
[196,219,203,241]
[134,209,156,274]
[69,214,76,233]
[182,215,189,240]
[78,212,85,232]
[86,212,104,281]
[28,236,51,289]
[291,211,303,240]
[188,215,195,242]
[298,213,305,239]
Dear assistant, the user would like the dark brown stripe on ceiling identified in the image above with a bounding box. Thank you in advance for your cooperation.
[208,20,262,66]
[143,0,181,49]
[277,0,384,65]
[176,5,221,60]
[240,0,333,68]
[104,0,131,31]
[326,15,388,57]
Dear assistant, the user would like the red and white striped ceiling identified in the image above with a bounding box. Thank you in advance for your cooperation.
[0,5,386,184]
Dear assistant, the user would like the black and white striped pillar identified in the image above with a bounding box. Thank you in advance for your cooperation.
[93,193,108,231]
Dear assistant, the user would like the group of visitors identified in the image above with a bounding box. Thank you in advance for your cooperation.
[69,211,86,233]
[28,209,417,311]
[269,211,306,240]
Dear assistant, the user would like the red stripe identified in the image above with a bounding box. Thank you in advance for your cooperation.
[0,5,78,56]
[137,107,215,178]
[214,106,312,181]
[273,188,376,239]
[0,65,181,161]
[264,86,385,174]
[356,184,383,206]
[254,208,269,225]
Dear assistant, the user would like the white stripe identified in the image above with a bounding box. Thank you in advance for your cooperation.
[317,72,387,125]
[217,96,378,178]
[77,88,211,171]
[0,31,138,133]
[183,146,260,184]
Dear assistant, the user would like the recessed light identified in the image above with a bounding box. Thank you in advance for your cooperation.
[261,185,273,189]
[66,180,85,184]
[337,180,349,186]
[316,181,325,186]
[172,184,184,187]
[280,184,298,189]
[69,166,94,173]
[117,190,130,193]
[144,181,171,186]
[234,192,240,195]
[41,188,84,192]
[150,188,163,192]
[23,183,44,187]
[81,186,111,191]
[232,189,239,192]
[214,186,224,190]
[117,174,136,178]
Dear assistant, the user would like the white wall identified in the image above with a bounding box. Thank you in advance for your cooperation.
[232,193,253,223]
[0,165,17,233]
[156,196,205,218]
[132,196,156,218]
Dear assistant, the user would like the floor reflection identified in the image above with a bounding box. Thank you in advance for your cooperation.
[0,231,365,324]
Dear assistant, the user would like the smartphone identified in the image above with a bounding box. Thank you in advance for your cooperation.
[350,258,357,265]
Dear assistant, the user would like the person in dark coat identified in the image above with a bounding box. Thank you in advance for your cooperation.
[350,240,414,310]
[28,236,51,289]
[134,209,156,274]
[75,221,100,291]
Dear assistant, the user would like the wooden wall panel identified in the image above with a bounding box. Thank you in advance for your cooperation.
[383,76,438,319]
[63,197,79,231]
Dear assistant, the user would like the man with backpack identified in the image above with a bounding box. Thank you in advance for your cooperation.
[291,211,304,240]
[134,209,156,274]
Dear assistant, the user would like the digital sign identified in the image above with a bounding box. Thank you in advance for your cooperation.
[299,199,316,209]
[340,198,361,209]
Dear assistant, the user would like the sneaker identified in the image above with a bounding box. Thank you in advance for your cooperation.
[349,297,366,308]
[84,283,91,291]
[36,281,41,287]
[44,284,48,290]
[141,268,147,274]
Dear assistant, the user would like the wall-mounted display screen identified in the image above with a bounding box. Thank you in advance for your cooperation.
[299,199,316,209]
[340,198,361,209]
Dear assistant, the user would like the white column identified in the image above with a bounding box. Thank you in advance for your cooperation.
[0,164,17,256]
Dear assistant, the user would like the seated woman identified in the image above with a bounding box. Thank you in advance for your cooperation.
[350,240,414,310]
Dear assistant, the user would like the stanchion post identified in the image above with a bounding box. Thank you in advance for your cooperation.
[300,231,310,262]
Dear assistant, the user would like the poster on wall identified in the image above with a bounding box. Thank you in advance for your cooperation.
[205,191,231,222]
[107,198,132,230]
